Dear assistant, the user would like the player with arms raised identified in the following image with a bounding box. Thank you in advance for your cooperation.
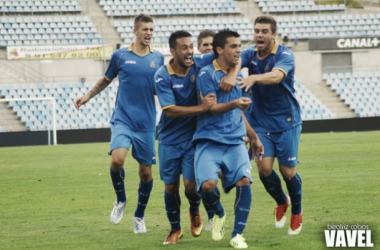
[74,14,164,234]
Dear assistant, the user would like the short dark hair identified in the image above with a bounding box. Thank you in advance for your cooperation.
[197,29,215,46]
[169,30,192,49]
[212,29,240,58]
[254,15,277,34]
[134,14,153,29]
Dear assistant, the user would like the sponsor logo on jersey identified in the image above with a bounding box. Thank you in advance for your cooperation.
[282,51,291,56]
[199,72,206,77]
[288,157,297,161]
[125,60,137,64]
[173,84,184,89]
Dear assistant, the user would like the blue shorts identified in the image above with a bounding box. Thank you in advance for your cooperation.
[158,140,195,185]
[109,123,156,166]
[195,140,252,193]
[256,125,301,167]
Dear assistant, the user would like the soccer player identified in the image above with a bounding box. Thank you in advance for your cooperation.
[239,16,303,235]
[154,30,239,245]
[197,29,215,54]
[74,14,164,233]
[194,29,264,249]
[197,29,217,231]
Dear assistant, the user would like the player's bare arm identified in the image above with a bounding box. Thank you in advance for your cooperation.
[164,93,216,118]
[242,112,264,161]
[209,96,251,115]
[74,77,111,110]
[239,69,285,92]
[220,58,242,93]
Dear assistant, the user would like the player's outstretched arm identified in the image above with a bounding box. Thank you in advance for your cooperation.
[210,97,251,115]
[239,69,285,92]
[74,77,111,110]
[220,58,242,93]
[164,93,217,118]
[242,112,264,161]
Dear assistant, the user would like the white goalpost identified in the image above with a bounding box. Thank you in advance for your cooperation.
[0,97,57,145]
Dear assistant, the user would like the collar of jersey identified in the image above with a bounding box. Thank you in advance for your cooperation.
[167,58,193,76]
[254,40,279,55]
[213,60,228,74]
[128,43,153,56]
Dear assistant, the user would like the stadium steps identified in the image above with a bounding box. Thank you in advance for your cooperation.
[236,0,262,24]
[76,0,123,45]
[303,81,357,118]
[0,102,28,132]
[236,0,290,47]
[0,61,25,84]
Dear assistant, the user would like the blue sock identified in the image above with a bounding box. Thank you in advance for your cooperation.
[185,190,201,213]
[285,173,302,215]
[232,185,252,238]
[203,200,215,220]
[134,179,153,218]
[260,170,287,205]
[200,186,225,217]
[110,168,126,203]
[165,191,181,231]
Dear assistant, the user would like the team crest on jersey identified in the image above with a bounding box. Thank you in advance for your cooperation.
[191,74,196,83]
[149,61,156,68]
[264,63,270,72]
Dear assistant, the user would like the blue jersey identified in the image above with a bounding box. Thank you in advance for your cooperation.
[241,42,302,133]
[193,60,246,145]
[154,54,214,145]
[105,44,164,132]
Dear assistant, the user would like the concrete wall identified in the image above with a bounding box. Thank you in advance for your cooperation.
[294,51,322,85]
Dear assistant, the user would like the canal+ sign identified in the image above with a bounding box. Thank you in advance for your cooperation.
[309,37,380,50]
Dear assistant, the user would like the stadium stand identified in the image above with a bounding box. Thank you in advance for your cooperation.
[99,0,241,17]
[0,0,82,14]
[295,79,337,120]
[276,13,380,40]
[324,71,380,117]
[0,0,379,137]
[256,0,345,14]
[0,78,337,132]
[114,17,254,44]
[0,16,104,46]
[0,82,115,131]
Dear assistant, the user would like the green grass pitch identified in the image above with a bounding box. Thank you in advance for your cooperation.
[0,131,379,250]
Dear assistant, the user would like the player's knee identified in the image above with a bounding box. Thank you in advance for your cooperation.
[184,181,197,193]
[201,180,217,193]
[236,177,251,186]
[279,166,296,181]
[165,184,179,194]
[111,156,125,170]
[139,165,152,182]
[258,168,272,177]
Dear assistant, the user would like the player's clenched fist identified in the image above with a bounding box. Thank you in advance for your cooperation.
[234,97,252,111]
[200,93,217,111]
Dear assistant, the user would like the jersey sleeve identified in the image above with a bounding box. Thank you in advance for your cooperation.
[196,69,216,96]
[193,53,215,68]
[154,67,176,110]
[104,51,119,81]
[273,50,294,76]
[240,48,253,69]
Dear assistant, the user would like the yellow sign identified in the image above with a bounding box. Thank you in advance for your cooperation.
[7,45,114,60]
